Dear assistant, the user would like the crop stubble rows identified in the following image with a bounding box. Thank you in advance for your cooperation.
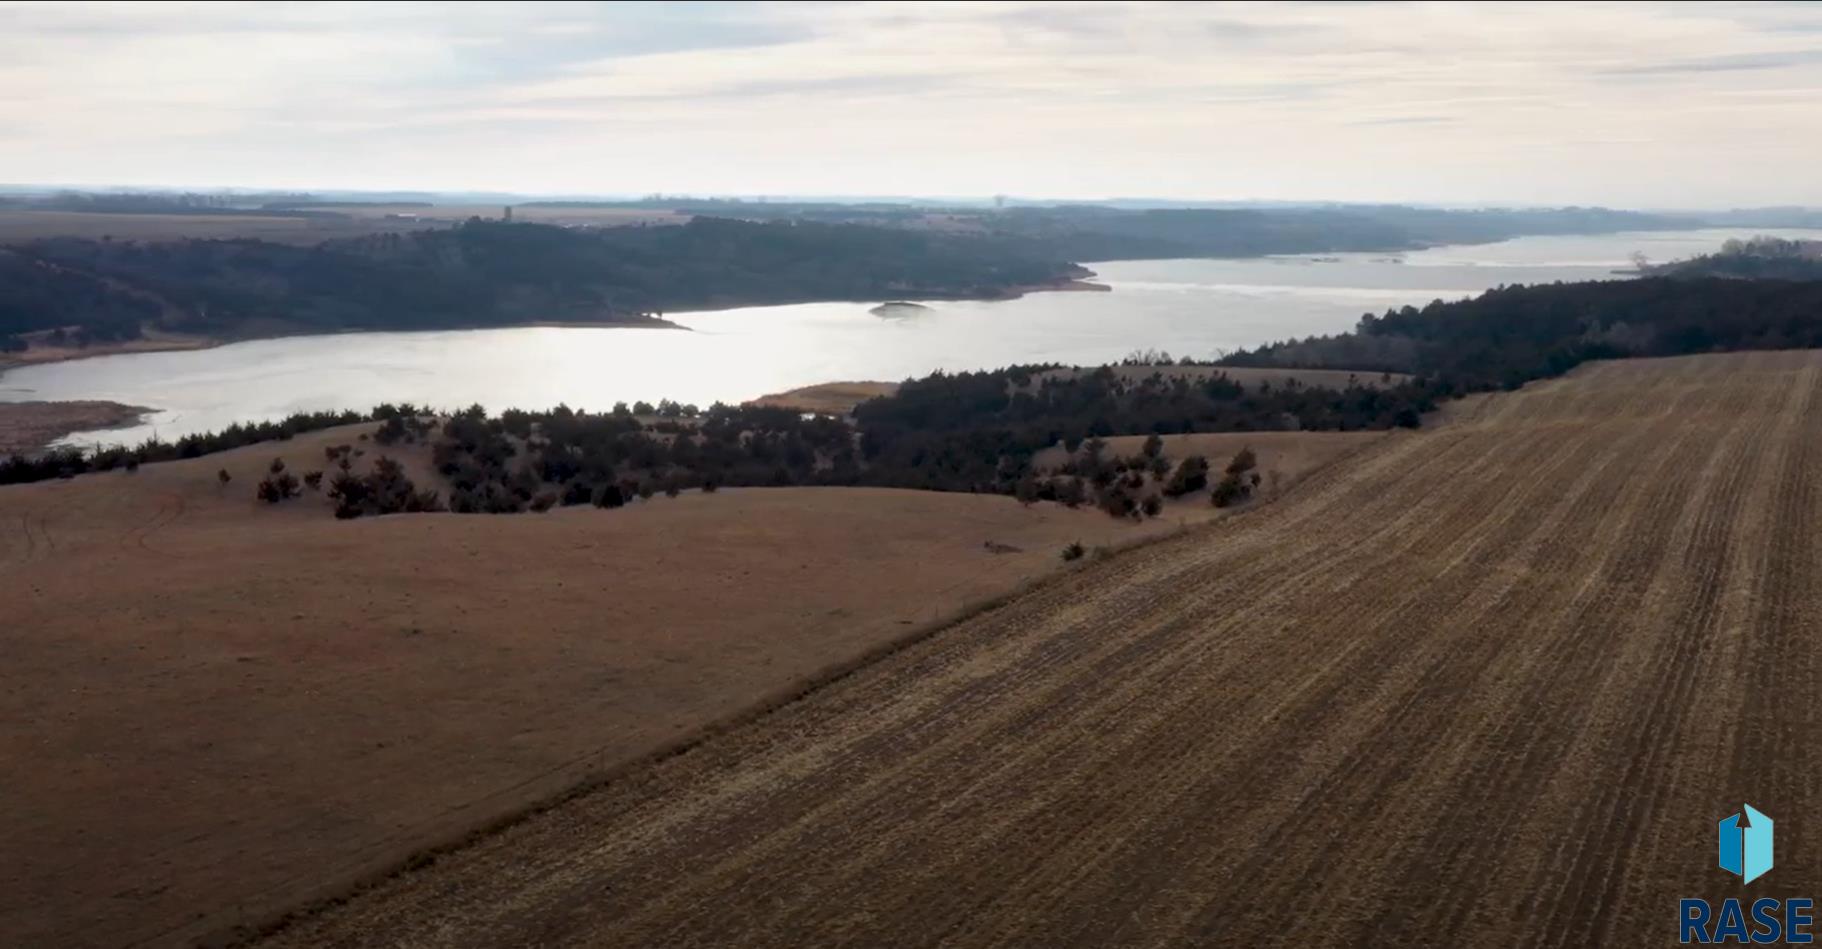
[265,351,1822,948]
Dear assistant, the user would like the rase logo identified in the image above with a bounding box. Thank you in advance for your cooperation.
[1721,804,1776,885]
[1681,804,1813,944]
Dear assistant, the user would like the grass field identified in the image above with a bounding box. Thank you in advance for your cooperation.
[748,381,901,415]
[0,421,1363,948]
[256,350,1822,948]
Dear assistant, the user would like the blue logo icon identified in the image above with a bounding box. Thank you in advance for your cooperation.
[1720,804,1775,885]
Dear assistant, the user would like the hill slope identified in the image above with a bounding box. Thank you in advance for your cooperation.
[0,420,1378,948]
[263,350,1822,948]
[0,218,1083,349]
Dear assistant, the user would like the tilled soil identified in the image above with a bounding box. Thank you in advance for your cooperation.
[261,351,1822,948]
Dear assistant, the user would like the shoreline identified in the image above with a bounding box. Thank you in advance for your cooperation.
[0,278,1102,454]
[0,275,1109,375]
[0,400,154,457]
[984,277,1112,299]
[0,331,218,373]
[0,317,685,376]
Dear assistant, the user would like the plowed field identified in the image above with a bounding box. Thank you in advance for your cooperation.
[262,351,1822,948]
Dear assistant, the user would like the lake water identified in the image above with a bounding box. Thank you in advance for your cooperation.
[6,227,1820,448]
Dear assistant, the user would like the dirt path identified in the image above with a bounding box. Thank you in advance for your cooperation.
[260,351,1822,948]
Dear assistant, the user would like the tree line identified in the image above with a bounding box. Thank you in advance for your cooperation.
[851,366,1427,493]
[1647,236,1822,281]
[0,408,375,485]
[1223,276,1822,393]
[0,218,1079,348]
[14,274,1822,506]
[515,200,1692,261]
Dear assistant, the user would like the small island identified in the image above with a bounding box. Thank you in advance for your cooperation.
[869,301,931,318]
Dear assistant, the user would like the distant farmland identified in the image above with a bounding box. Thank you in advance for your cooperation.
[262,350,1822,948]
[0,206,688,244]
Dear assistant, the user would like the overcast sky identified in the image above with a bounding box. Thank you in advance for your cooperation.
[4,1,1821,207]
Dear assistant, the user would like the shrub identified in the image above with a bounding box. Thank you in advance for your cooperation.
[1098,484,1136,519]
[256,471,300,503]
[374,415,408,445]
[328,455,436,518]
[1211,473,1252,508]
[1141,495,1162,518]
[1014,474,1041,505]
[1163,455,1209,497]
[1061,541,1085,561]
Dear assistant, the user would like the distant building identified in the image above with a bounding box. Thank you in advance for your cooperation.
[503,206,513,222]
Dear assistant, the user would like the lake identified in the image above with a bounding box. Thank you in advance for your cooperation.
[6,227,1819,447]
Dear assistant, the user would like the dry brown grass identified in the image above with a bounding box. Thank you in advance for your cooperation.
[254,351,1822,949]
[748,381,901,415]
[0,419,1366,948]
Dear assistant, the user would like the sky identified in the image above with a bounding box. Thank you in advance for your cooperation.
[3,0,1821,208]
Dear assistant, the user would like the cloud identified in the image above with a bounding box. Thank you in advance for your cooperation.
[1,1,1821,206]
[1601,49,1822,75]
[1346,115,1460,127]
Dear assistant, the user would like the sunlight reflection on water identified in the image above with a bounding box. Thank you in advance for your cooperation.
[7,228,1819,447]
